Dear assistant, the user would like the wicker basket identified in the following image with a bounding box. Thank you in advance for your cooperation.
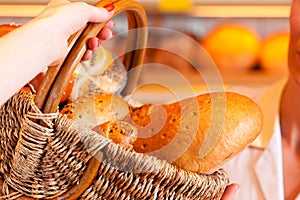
[0,0,229,199]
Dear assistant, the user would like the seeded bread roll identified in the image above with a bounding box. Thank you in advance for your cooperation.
[100,120,137,150]
[60,94,137,149]
[128,92,263,173]
[71,46,127,101]
[60,94,129,129]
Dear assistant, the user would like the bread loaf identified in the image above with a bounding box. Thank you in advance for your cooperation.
[61,92,263,173]
[128,92,263,173]
[60,94,129,129]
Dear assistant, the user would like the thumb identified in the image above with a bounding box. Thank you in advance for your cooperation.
[85,5,115,23]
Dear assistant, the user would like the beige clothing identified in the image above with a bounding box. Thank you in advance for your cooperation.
[224,78,299,200]
[223,118,284,199]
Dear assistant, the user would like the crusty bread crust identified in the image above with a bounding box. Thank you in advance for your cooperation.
[61,92,263,173]
[60,94,129,129]
[131,92,263,173]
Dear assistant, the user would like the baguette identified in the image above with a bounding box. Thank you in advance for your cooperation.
[128,92,263,173]
[61,92,263,173]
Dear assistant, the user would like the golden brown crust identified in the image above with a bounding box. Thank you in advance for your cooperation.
[131,92,263,173]
[61,94,137,149]
[61,92,263,173]
[60,94,129,129]
[100,120,137,149]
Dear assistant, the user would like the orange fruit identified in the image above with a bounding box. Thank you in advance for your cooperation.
[259,31,289,74]
[201,24,260,73]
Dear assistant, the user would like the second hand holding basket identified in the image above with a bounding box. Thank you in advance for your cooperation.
[0,0,229,199]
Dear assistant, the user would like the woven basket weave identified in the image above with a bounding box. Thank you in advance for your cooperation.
[0,91,229,199]
[0,0,229,199]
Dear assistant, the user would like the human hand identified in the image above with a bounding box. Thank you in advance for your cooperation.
[220,183,240,200]
[83,19,115,61]
[34,0,115,66]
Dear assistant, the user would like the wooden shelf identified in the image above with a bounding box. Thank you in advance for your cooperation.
[0,1,291,18]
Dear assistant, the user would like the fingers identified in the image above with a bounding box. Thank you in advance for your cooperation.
[81,19,114,62]
[86,22,114,51]
[87,25,114,50]
[88,37,100,52]
[87,4,115,23]
[105,20,115,29]
[220,184,240,200]
[41,2,115,37]
[99,20,115,40]
[81,49,94,62]
[82,28,113,62]
[98,26,114,41]
[35,0,116,67]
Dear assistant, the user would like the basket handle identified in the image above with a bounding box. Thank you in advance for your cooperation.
[41,1,146,199]
[35,0,148,114]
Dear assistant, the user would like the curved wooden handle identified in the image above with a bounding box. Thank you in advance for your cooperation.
[34,30,86,111]
[38,1,146,200]
[36,0,148,114]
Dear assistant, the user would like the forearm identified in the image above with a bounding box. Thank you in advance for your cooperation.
[0,1,114,106]
[0,18,63,105]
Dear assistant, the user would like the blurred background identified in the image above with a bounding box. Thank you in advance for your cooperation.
[0,0,291,102]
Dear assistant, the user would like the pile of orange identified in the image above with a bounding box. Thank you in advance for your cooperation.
[201,23,289,75]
